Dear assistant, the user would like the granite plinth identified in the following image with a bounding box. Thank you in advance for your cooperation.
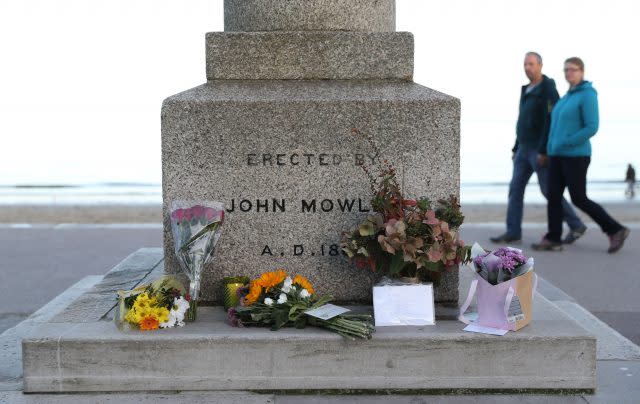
[224,0,396,32]
[206,31,413,80]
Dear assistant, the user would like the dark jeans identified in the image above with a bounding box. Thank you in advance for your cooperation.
[506,147,584,238]
[546,156,623,242]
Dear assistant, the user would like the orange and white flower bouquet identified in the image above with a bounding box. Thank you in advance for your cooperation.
[228,269,375,340]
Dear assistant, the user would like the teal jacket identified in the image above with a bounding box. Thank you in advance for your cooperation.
[547,81,599,157]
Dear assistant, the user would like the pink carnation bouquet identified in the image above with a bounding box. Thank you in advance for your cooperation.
[170,201,224,321]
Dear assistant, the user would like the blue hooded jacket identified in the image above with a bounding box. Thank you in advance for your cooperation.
[547,81,599,157]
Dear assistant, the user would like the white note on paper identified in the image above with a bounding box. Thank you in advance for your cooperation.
[304,304,350,320]
[373,283,435,326]
[463,324,509,336]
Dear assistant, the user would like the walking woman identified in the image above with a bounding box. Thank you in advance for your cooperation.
[533,57,630,253]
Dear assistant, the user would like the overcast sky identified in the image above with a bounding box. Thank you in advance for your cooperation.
[1,0,638,185]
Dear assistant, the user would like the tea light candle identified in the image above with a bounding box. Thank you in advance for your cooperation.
[223,276,250,310]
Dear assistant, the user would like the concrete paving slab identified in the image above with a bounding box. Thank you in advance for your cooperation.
[22,303,595,392]
[554,301,640,361]
[0,391,275,404]
[0,275,103,391]
[585,360,640,404]
[534,276,577,303]
[590,311,640,346]
[275,395,588,403]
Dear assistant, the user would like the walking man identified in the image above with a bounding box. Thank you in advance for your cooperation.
[491,52,587,244]
[626,163,636,199]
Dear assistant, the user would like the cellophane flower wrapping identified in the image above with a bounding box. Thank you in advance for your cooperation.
[470,243,534,285]
[229,270,375,340]
[115,276,190,331]
[170,200,224,321]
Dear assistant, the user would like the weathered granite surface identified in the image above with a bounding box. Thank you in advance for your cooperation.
[224,0,395,32]
[162,80,460,304]
[206,32,413,80]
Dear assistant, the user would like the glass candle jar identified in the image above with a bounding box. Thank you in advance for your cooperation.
[223,276,250,310]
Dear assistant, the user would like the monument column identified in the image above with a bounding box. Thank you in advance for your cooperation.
[162,0,461,305]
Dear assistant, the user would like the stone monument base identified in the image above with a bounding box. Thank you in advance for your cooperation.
[162,80,462,305]
[21,249,596,393]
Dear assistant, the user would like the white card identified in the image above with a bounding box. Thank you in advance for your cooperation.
[373,283,435,326]
[304,304,350,320]
[463,324,509,336]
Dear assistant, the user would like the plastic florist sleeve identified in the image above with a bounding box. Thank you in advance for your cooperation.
[170,200,224,321]
[459,243,538,331]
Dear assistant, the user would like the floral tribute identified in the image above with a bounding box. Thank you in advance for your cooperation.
[472,246,533,285]
[340,129,472,281]
[228,269,375,340]
[116,276,191,331]
[170,201,224,321]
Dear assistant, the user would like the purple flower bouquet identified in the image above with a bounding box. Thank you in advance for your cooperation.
[460,243,538,331]
[170,201,224,321]
[472,245,533,285]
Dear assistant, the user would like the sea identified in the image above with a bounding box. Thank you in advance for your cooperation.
[0,181,636,206]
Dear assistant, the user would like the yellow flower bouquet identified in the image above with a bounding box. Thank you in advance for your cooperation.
[115,276,192,331]
[228,269,375,340]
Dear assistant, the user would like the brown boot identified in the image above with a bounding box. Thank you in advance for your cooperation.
[532,237,563,252]
[608,227,630,254]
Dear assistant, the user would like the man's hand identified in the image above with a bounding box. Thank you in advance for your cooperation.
[537,153,548,167]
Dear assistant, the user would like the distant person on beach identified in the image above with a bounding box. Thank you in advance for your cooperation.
[491,52,586,244]
[626,164,636,198]
[533,57,630,253]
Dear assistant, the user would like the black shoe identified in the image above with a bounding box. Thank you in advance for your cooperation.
[532,237,564,251]
[563,226,587,244]
[608,227,630,254]
[490,233,522,244]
